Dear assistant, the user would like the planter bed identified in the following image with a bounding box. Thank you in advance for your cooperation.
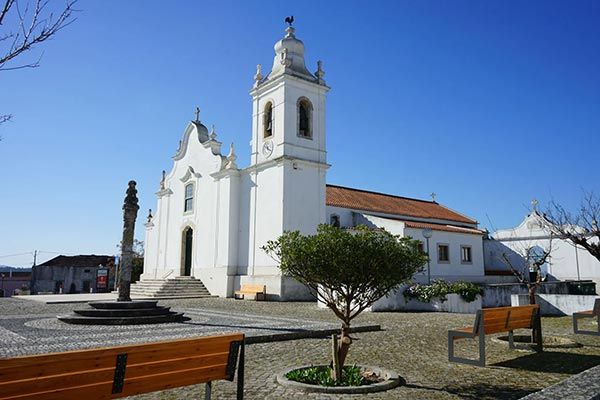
[276,365,401,394]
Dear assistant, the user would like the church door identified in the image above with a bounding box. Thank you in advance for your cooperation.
[183,228,193,276]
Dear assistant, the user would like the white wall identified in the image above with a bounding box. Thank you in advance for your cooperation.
[404,227,485,282]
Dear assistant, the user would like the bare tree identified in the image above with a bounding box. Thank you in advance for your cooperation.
[544,191,600,263]
[500,237,553,305]
[0,0,77,130]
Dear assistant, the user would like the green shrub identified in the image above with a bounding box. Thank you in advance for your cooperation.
[285,365,366,387]
[404,280,483,303]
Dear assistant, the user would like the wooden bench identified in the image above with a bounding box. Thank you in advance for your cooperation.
[573,298,600,336]
[234,284,266,301]
[0,333,245,400]
[448,304,542,366]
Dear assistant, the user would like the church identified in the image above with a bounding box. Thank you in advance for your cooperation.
[142,23,487,300]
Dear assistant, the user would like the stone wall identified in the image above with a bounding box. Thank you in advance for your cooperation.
[482,280,596,308]
[511,293,599,316]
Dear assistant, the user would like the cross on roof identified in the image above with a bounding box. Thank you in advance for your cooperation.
[531,198,539,211]
[194,107,200,122]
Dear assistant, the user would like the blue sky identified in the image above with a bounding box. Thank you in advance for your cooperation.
[1,1,599,267]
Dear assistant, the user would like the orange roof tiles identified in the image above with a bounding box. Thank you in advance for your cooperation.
[326,185,477,225]
[401,220,484,235]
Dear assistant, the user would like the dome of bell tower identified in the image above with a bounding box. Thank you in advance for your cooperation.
[267,25,316,82]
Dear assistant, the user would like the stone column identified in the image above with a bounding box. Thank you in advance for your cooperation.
[118,180,140,302]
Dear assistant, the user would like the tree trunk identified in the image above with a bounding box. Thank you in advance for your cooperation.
[337,323,352,372]
[527,283,540,343]
[331,334,341,381]
[527,283,537,305]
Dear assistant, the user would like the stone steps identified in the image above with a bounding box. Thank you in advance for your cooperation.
[129,277,213,299]
[58,300,188,325]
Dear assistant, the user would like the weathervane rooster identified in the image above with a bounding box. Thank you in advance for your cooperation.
[285,15,294,26]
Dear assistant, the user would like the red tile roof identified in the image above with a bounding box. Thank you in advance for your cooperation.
[326,185,477,225]
[402,220,484,235]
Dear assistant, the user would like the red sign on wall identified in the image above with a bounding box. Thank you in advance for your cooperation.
[96,269,108,290]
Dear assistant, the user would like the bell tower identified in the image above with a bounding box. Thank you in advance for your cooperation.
[249,23,329,167]
[245,21,330,294]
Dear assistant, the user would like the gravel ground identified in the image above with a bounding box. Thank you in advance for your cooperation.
[2,297,600,400]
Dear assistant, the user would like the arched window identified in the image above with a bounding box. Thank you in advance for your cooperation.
[297,98,312,138]
[263,102,273,138]
[184,183,194,212]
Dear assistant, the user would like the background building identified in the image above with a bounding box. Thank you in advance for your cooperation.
[485,210,600,287]
[0,266,31,297]
[31,255,114,294]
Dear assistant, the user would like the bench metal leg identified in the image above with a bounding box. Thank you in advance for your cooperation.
[573,313,600,336]
[448,330,485,367]
[205,381,212,400]
[508,330,515,349]
[237,339,245,400]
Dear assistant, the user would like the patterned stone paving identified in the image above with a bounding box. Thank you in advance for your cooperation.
[0,303,375,357]
[2,297,600,399]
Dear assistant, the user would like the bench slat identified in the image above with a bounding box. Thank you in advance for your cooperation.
[2,365,228,400]
[118,364,228,398]
[0,334,241,383]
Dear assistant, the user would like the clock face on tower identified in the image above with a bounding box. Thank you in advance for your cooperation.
[262,140,274,158]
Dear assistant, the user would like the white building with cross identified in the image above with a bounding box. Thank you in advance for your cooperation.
[484,203,600,287]
[142,24,488,300]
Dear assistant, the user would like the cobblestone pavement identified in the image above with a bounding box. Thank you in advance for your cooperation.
[0,298,372,357]
[2,297,600,399]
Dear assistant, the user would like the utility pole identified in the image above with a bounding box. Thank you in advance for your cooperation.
[33,250,38,267]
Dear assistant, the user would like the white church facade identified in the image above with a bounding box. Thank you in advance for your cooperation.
[484,209,600,287]
[142,24,488,300]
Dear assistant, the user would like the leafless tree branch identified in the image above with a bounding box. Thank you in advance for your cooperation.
[543,191,600,263]
[0,0,77,130]
[0,0,77,71]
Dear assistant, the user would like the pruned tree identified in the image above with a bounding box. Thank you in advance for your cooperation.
[1,0,77,130]
[544,191,600,263]
[263,224,426,381]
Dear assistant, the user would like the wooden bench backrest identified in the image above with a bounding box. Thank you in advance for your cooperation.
[239,284,265,293]
[476,305,539,335]
[0,332,244,400]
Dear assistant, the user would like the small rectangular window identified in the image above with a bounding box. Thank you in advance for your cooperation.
[438,244,450,262]
[184,184,194,212]
[461,246,472,263]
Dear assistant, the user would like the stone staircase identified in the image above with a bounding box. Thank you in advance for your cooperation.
[129,276,214,299]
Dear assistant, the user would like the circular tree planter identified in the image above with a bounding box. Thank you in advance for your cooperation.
[276,365,401,394]
[492,335,582,350]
